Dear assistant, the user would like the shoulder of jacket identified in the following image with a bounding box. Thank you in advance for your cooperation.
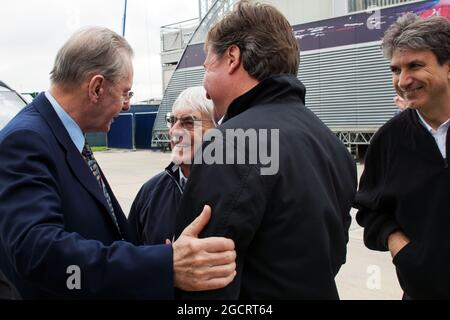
[371,110,412,146]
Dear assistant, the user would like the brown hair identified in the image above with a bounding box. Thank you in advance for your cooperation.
[206,0,299,81]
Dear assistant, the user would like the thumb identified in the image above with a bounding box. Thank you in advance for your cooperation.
[181,205,211,238]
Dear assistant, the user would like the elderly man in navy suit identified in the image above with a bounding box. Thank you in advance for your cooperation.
[0,26,236,299]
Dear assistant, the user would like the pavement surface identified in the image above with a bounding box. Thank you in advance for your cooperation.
[95,149,403,300]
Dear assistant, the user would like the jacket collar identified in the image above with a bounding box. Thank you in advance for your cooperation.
[166,162,184,183]
[32,93,76,153]
[165,162,184,193]
[44,91,84,152]
[223,74,306,123]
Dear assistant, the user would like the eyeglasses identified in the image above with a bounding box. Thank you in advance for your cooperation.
[166,113,208,130]
[104,76,133,102]
[123,91,134,102]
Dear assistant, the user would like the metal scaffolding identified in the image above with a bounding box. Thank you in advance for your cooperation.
[199,0,216,19]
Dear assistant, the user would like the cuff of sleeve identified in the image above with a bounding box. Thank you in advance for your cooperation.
[139,243,174,300]
[379,220,401,251]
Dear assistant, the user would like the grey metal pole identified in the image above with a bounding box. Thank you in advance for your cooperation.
[122,0,128,37]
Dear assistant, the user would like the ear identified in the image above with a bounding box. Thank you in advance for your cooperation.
[88,75,106,103]
[226,45,242,75]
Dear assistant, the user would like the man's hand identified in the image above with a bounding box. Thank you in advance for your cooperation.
[173,205,237,291]
[388,230,410,258]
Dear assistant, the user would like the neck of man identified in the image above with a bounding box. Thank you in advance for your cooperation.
[49,84,88,132]
[418,94,450,130]
[218,74,260,120]
[180,164,190,178]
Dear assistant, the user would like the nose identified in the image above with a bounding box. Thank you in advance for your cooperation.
[397,70,413,91]
[169,130,184,147]
[169,120,184,138]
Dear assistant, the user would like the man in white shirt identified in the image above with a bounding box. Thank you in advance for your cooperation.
[355,13,450,299]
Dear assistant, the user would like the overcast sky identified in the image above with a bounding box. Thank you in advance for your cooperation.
[0,0,199,101]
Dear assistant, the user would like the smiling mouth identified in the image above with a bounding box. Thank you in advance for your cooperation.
[402,86,423,95]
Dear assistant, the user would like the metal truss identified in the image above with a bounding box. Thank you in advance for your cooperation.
[335,131,375,146]
[151,130,171,150]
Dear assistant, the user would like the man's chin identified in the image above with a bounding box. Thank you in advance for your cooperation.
[171,151,181,163]
[406,100,421,110]
[171,153,192,166]
[105,118,116,132]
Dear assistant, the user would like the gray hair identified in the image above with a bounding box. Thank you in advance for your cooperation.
[172,86,216,125]
[50,26,134,86]
[382,13,450,65]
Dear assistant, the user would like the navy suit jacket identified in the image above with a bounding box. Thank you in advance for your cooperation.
[0,93,173,299]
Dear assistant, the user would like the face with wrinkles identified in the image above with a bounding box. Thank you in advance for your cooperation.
[390,49,450,112]
[168,108,214,165]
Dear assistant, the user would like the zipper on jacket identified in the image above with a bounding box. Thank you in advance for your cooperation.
[165,170,184,194]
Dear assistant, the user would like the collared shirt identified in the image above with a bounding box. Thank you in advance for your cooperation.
[45,91,84,153]
[416,110,450,159]
[179,167,187,190]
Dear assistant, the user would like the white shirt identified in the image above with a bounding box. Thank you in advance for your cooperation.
[179,167,187,190]
[416,110,450,159]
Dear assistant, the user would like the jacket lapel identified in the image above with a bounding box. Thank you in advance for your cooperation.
[98,166,129,238]
[33,93,125,236]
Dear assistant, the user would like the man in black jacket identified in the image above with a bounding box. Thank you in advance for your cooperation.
[355,13,450,299]
[175,1,357,299]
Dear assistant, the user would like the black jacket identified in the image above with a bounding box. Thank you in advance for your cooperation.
[129,163,183,245]
[355,108,450,299]
[175,74,357,299]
